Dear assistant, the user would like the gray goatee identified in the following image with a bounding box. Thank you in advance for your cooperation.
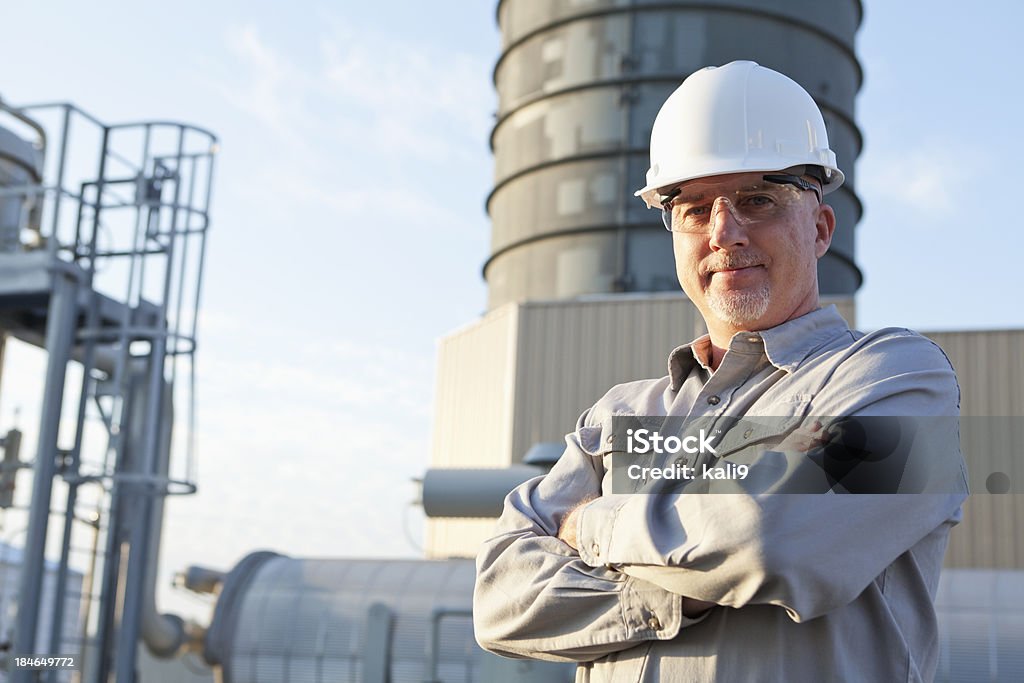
[706,283,771,325]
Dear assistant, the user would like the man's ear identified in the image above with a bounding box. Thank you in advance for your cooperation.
[814,203,836,258]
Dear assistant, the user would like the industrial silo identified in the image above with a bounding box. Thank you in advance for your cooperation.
[485,0,863,309]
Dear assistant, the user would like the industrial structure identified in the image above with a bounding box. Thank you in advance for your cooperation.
[1,1,1020,682]
[0,98,216,681]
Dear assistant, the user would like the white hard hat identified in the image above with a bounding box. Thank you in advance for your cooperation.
[635,60,845,209]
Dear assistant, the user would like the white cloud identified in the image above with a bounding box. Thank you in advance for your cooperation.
[216,25,318,148]
[201,23,492,239]
[211,21,491,160]
[318,30,493,148]
[857,138,989,223]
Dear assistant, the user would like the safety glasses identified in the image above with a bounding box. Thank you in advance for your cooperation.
[660,174,821,232]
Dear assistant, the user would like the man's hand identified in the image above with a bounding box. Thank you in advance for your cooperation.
[557,498,596,551]
[773,420,833,453]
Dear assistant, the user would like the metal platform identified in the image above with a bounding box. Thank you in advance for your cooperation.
[0,250,160,356]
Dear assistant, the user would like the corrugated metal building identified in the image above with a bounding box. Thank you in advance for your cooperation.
[927,330,1024,571]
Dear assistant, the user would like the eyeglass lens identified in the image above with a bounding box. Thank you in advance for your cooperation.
[661,180,807,233]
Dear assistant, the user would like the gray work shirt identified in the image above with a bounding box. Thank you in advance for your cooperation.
[474,306,968,682]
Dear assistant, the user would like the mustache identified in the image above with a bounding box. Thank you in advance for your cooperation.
[701,253,767,276]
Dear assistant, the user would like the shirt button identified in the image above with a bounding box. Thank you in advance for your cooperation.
[746,336,759,343]
[707,395,720,405]
[591,543,600,556]
[648,615,662,630]
[743,428,753,439]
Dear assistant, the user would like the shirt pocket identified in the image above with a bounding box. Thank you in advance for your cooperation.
[577,425,610,458]
[577,418,646,494]
[577,415,639,462]
[710,394,814,459]
[576,424,618,487]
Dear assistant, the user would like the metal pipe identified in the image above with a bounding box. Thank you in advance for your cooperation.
[70,511,100,683]
[114,126,186,682]
[48,105,71,239]
[49,197,109,668]
[0,332,6,420]
[0,97,47,153]
[112,368,162,679]
[11,260,79,681]
[176,566,225,595]
[139,380,186,658]
[90,452,127,683]
[83,122,122,683]
[46,473,80,683]
[421,465,545,518]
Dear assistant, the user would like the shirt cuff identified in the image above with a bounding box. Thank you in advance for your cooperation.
[579,498,711,636]
[622,574,709,640]
[624,574,681,638]
[576,495,626,567]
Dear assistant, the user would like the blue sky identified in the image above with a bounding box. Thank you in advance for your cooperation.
[1,1,1021,621]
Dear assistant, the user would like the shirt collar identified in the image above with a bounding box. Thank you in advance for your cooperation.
[667,305,851,390]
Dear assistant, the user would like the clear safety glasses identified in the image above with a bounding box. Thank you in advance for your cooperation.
[660,174,821,233]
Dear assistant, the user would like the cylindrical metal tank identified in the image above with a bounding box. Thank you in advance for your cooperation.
[203,553,573,683]
[486,0,863,309]
[0,121,43,252]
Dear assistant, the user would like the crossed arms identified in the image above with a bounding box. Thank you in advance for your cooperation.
[473,335,967,663]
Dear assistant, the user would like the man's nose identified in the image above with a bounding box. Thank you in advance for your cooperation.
[707,197,750,251]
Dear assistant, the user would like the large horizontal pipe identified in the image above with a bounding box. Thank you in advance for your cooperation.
[421,466,545,518]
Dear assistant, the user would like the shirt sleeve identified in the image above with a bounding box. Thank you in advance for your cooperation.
[473,420,703,663]
[575,331,969,623]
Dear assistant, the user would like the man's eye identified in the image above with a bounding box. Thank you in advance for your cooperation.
[683,205,710,217]
[741,194,775,207]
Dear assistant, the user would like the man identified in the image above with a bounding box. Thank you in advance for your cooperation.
[473,61,968,681]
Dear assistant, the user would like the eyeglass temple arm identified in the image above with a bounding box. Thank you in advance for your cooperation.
[762,173,822,202]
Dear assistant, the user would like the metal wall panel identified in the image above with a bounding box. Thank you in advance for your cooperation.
[925,330,1024,417]
[429,305,519,470]
[509,294,703,460]
[925,330,1024,570]
[425,306,521,558]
